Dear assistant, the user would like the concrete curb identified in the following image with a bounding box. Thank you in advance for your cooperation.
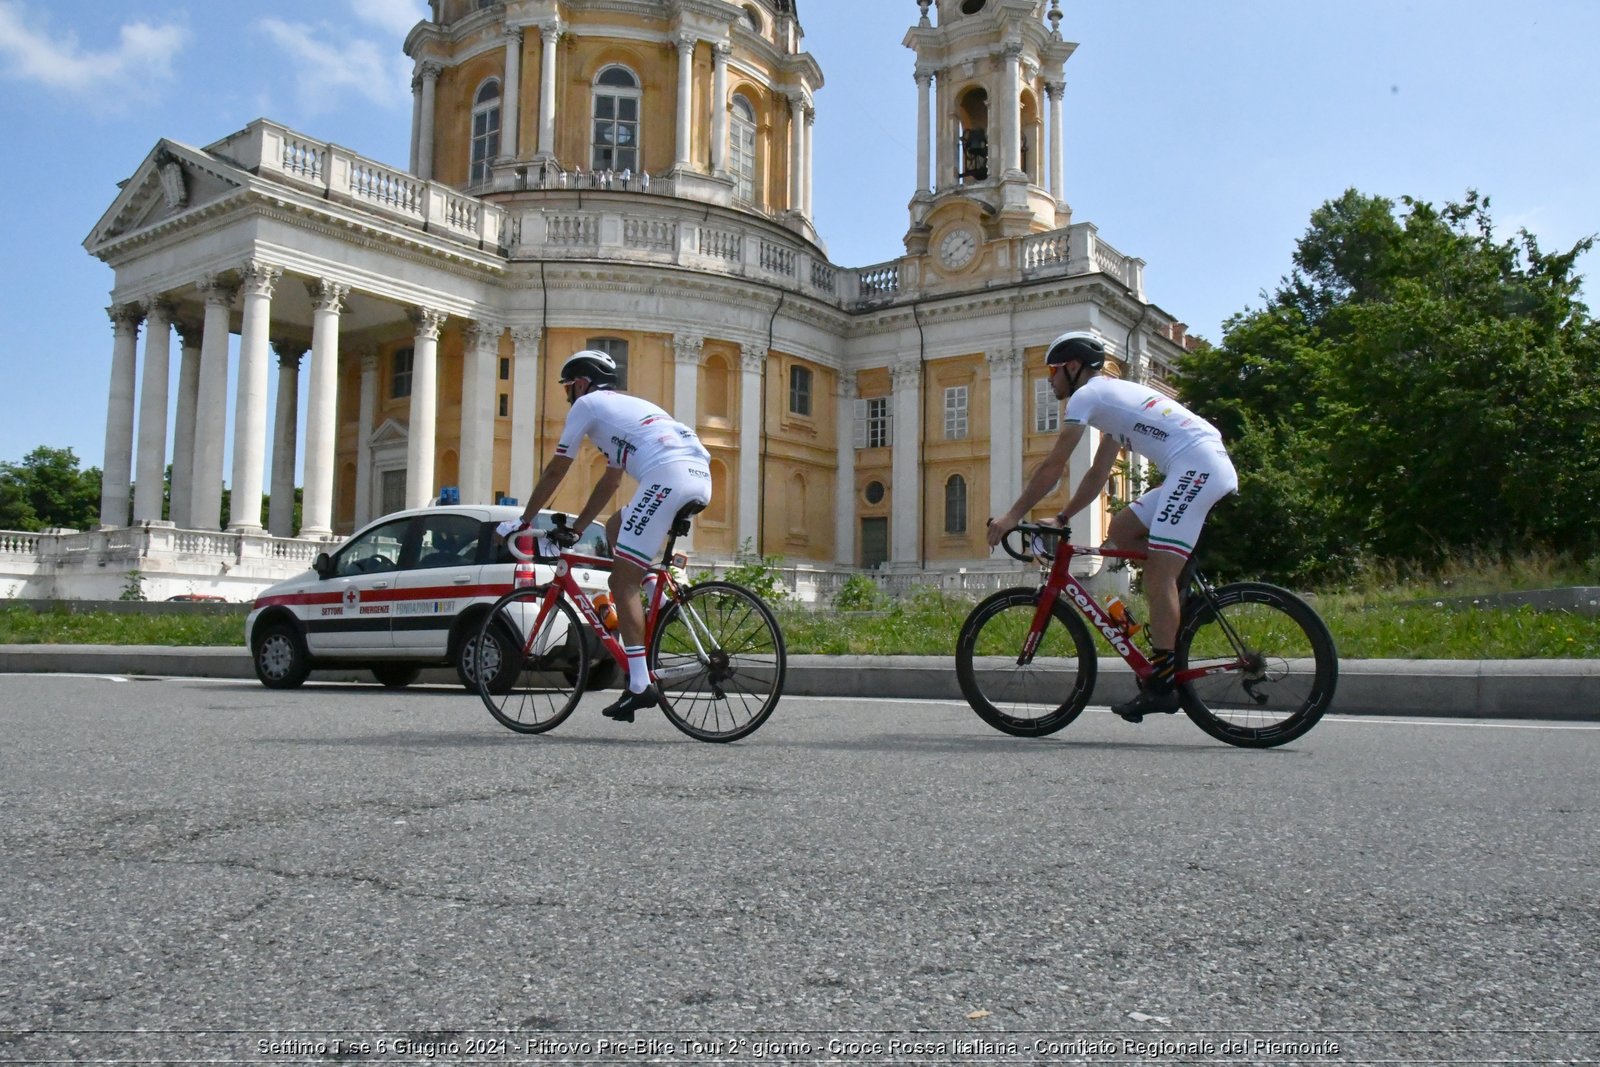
[2,646,1598,721]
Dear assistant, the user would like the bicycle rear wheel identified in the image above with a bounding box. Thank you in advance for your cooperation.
[477,589,589,734]
[649,580,786,742]
[1176,581,1338,748]
[955,587,1097,737]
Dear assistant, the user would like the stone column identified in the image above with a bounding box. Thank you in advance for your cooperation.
[787,93,805,212]
[1046,81,1064,201]
[99,303,143,529]
[1071,427,1103,546]
[268,340,306,537]
[169,321,202,528]
[538,24,560,158]
[986,348,1023,557]
[191,277,236,531]
[834,373,857,566]
[940,80,958,188]
[674,34,696,169]
[501,27,522,160]
[508,326,540,502]
[711,43,730,173]
[300,280,347,539]
[418,62,441,181]
[460,321,499,504]
[915,70,932,194]
[803,105,815,218]
[890,358,922,563]
[409,73,423,174]
[1001,42,1024,178]
[354,348,379,529]
[736,344,764,551]
[133,298,174,523]
[229,261,280,532]
[670,334,703,427]
[406,308,447,509]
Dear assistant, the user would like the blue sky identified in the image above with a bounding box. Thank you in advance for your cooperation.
[0,0,1596,475]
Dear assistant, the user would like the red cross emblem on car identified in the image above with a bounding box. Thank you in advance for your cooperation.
[344,587,358,608]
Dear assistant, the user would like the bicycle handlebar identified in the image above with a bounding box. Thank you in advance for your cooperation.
[502,513,578,563]
[994,520,1067,563]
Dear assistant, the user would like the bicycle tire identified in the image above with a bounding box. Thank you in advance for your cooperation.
[476,588,589,734]
[1175,580,1338,748]
[649,580,786,743]
[955,587,1097,737]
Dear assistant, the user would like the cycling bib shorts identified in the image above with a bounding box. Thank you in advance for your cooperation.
[1126,444,1238,560]
[610,462,713,569]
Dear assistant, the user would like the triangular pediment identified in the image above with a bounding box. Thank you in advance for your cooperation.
[84,139,247,253]
[370,418,410,448]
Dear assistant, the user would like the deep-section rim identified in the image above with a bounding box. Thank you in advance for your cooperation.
[1176,580,1339,748]
[955,586,1097,737]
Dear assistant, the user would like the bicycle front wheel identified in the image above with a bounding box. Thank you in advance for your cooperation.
[649,580,786,743]
[955,587,1097,737]
[1176,581,1338,748]
[477,589,589,734]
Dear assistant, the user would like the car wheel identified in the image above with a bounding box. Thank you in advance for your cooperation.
[586,657,621,692]
[457,617,519,695]
[372,664,422,689]
[254,623,311,689]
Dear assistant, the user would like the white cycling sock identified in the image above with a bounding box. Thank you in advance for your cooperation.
[624,645,649,692]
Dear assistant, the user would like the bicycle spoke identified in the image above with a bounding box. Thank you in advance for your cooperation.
[650,581,786,743]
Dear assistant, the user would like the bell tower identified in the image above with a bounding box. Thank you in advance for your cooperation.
[902,0,1074,256]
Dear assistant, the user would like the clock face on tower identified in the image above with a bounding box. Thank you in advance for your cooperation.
[939,227,978,270]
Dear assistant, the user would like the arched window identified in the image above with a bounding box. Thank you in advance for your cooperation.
[944,474,968,535]
[741,5,763,32]
[592,65,640,173]
[730,94,757,202]
[704,354,730,419]
[470,79,501,186]
[585,336,629,389]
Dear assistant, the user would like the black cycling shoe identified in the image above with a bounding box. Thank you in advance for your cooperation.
[1112,686,1182,723]
[602,685,661,723]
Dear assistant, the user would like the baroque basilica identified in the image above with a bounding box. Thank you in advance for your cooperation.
[33,0,1199,598]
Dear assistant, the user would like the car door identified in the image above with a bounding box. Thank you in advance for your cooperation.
[308,516,413,654]
[391,511,488,651]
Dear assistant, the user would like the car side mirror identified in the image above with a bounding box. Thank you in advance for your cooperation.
[313,552,334,579]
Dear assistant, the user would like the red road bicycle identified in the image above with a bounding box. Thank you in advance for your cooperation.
[956,522,1338,748]
[474,509,786,742]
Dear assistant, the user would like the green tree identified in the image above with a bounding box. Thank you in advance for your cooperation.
[1177,189,1600,583]
[0,447,101,531]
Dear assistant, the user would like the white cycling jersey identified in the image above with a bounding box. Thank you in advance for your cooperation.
[1062,376,1224,470]
[555,389,710,477]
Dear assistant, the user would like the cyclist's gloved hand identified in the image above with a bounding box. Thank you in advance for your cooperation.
[495,518,530,539]
[547,525,581,548]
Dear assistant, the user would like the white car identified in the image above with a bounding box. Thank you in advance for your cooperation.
[246,505,616,691]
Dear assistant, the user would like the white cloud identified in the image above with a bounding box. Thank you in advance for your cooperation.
[257,17,410,113]
[347,0,428,40]
[0,0,187,104]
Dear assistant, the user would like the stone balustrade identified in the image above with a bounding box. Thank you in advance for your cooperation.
[217,119,506,251]
[207,121,1146,315]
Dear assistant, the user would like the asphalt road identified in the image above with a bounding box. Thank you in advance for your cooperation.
[2,674,1596,1065]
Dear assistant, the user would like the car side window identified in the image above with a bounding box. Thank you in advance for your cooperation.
[414,514,484,569]
[334,518,410,577]
[486,515,612,563]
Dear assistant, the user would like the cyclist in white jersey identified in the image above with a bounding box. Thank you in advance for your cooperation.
[987,331,1238,722]
[503,350,712,722]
